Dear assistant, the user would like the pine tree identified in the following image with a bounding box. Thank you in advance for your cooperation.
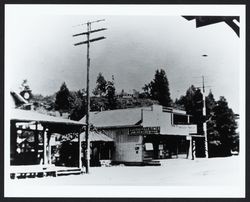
[176,87,239,157]
[179,85,203,134]
[213,96,238,156]
[143,69,172,106]
[205,90,221,157]
[106,80,117,110]
[69,90,87,121]
[92,73,107,96]
[55,82,71,113]
[206,90,216,118]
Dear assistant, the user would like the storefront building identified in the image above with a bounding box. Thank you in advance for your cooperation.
[81,105,203,165]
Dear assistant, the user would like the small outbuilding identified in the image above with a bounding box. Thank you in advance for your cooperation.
[71,131,114,167]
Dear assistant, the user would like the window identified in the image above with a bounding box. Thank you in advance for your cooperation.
[173,114,188,125]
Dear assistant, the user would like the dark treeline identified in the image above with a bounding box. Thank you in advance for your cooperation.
[175,86,239,157]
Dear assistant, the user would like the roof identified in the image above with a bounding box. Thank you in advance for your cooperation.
[72,131,113,142]
[80,108,143,128]
[10,91,28,108]
[11,109,84,125]
[183,16,239,37]
[10,109,85,133]
[80,105,190,129]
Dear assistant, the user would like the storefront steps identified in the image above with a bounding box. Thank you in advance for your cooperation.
[56,167,83,176]
[142,160,161,166]
[10,166,83,179]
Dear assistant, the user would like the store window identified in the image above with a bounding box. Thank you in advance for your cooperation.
[173,114,188,125]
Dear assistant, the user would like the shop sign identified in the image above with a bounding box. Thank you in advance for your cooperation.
[129,126,160,135]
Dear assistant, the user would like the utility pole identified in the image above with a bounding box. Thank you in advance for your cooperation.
[73,19,106,173]
[202,75,209,158]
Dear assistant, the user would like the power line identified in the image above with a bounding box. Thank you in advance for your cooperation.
[73,28,107,37]
[72,19,105,28]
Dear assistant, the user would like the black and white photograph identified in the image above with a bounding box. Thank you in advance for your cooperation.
[4,4,246,197]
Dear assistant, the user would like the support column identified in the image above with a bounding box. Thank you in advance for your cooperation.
[171,113,174,125]
[43,128,48,165]
[34,122,39,163]
[10,121,17,165]
[176,137,179,159]
[192,138,196,160]
[78,132,82,170]
[99,143,101,161]
[109,147,111,159]
[47,132,51,165]
[187,136,193,160]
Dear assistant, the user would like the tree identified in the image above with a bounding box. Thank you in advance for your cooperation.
[69,90,87,121]
[212,96,238,156]
[175,85,204,157]
[205,93,238,157]
[92,73,107,96]
[106,80,117,110]
[141,84,151,99]
[55,82,71,113]
[205,90,221,157]
[174,96,186,108]
[176,86,239,157]
[143,69,172,106]
[177,85,204,133]
[206,90,216,115]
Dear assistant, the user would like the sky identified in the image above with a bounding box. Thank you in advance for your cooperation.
[5,5,243,114]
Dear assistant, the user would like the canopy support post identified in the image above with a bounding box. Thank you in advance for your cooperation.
[43,128,48,165]
[47,132,51,165]
[34,122,39,162]
[78,131,82,171]
[10,121,17,165]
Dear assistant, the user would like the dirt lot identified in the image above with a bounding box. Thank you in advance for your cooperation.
[5,156,245,197]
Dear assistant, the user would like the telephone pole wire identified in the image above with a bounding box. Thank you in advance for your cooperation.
[73,19,107,174]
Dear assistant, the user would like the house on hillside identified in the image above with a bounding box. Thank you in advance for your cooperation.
[81,105,204,165]
[117,89,139,99]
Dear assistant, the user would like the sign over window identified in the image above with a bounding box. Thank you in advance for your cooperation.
[145,143,153,150]
[129,127,160,135]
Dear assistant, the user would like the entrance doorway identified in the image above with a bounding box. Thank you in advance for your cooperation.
[143,135,189,160]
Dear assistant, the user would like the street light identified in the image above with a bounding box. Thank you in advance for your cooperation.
[201,54,209,158]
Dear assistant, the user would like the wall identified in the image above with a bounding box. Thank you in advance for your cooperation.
[142,106,197,136]
[104,128,143,163]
